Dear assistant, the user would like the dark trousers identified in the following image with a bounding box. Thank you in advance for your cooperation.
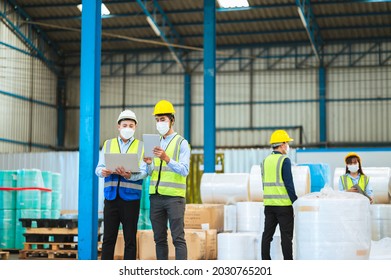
[261,205,294,260]
[149,195,187,260]
[101,198,140,260]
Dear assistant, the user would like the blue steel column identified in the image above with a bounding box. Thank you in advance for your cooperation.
[319,66,326,143]
[184,73,191,143]
[203,0,216,173]
[78,0,101,260]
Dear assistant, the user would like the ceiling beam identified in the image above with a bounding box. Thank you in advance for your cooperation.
[296,0,323,63]
[135,0,186,71]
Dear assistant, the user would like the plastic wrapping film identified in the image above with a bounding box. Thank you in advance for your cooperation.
[370,204,391,241]
[297,163,330,192]
[223,205,237,232]
[236,202,264,233]
[294,187,371,260]
[249,165,263,201]
[333,167,391,204]
[369,237,391,260]
[291,165,311,198]
[200,173,250,204]
[217,232,259,260]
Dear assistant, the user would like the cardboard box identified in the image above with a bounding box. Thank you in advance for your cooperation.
[137,229,217,260]
[185,204,225,232]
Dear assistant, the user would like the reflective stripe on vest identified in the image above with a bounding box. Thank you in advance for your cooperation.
[341,174,368,192]
[262,153,292,206]
[103,138,144,199]
[149,134,187,197]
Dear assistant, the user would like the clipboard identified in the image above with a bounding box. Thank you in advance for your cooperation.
[143,134,161,158]
[104,153,140,172]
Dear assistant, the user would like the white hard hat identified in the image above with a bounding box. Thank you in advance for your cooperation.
[117,109,138,124]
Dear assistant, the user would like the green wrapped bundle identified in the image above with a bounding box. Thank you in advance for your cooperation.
[0,170,17,209]
[0,209,16,249]
[16,169,43,209]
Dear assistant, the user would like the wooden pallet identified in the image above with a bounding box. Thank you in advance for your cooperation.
[23,242,78,251]
[19,249,78,260]
[0,251,10,260]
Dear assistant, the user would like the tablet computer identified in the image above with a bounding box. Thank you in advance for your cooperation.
[104,153,140,172]
[143,134,161,158]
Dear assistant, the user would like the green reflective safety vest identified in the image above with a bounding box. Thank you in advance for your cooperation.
[149,134,187,197]
[341,174,369,192]
[262,153,292,206]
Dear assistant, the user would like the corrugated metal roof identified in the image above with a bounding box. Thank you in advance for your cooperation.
[12,0,391,55]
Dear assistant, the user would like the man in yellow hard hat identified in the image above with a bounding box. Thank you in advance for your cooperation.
[144,100,191,260]
[95,109,148,260]
[338,152,373,203]
[261,129,297,260]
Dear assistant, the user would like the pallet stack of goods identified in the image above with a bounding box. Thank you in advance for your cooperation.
[0,169,63,253]
[18,218,103,260]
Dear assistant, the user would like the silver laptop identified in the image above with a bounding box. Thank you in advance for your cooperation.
[104,153,140,173]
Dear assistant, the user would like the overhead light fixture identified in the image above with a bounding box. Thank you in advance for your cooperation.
[217,0,249,8]
[77,3,111,16]
[146,16,161,37]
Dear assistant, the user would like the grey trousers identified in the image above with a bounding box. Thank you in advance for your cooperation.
[149,195,187,260]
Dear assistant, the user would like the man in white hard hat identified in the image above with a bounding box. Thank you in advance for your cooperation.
[95,109,148,260]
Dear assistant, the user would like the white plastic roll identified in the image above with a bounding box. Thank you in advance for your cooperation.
[294,187,371,260]
[291,165,311,197]
[200,173,250,204]
[249,165,263,201]
[333,167,391,204]
[370,204,391,241]
[236,202,264,233]
[224,205,237,233]
[217,232,258,260]
[255,227,283,260]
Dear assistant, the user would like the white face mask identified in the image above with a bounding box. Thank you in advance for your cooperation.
[284,144,290,155]
[347,164,359,173]
[120,127,134,140]
[156,121,170,136]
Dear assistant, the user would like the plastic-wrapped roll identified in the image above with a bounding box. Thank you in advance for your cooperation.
[294,187,371,260]
[249,165,263,201]
[224,205,237,232]
[334,167,391,204]
[236,202,264,233]
[291,165,311,197]
[370,204,391,241]
[0,170,17,210]
[200,173,250,204]
[297,163,330,192]
[217,232,258,260]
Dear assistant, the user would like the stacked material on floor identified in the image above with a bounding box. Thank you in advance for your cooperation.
[294,187,371,260]
[370,204,391,241]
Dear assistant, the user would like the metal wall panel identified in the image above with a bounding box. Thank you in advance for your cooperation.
[190,68,317,148]
[0,15,58,153]
[327,67,391,143]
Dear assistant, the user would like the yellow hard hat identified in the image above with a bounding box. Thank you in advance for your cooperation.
[269,130,294,144]
[344,152,361,164]
[153,100,175,115]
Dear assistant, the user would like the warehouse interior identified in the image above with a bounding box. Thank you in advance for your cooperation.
[0,0,391,261]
